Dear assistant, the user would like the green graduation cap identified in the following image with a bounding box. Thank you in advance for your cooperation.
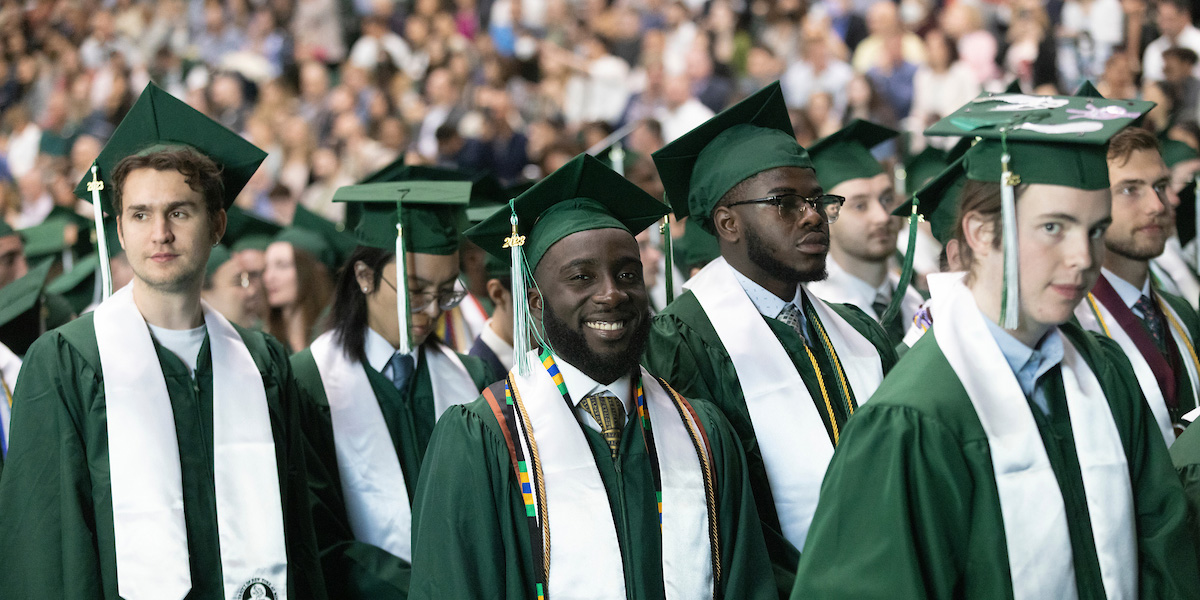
[72,82,267,301]
[205,244,234,280]
[225,205,284,252]
[332,180,471,354]
[892,155,968,246]
[0,221,13,240]
[1162,137,1200,169]
[18,218,72,261]
[274,226,337,271]
[808,119,899,192]
[902,146,950,193]
[46,252,102,314]
[354,159,503,229]
[465,152,670,375]
[919,90,1154,328]
[0,258,53,356]
[653,81,812,233]
[672,220,722,276]
[594,141,641,177]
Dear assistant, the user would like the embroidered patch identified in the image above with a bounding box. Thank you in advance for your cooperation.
[236,578,279,600]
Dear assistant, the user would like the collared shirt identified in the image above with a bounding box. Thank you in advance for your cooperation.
[729,263,809,336]
[480,320,514,372]
[982,317,1065,416]
[364,326,421,379]
[554,355,634,433]
[808,256,894,320]
[1101,267,1153,319]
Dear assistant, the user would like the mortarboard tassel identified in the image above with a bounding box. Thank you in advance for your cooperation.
[88,163,114,299]
[1193,173,1199,272]
[395,198,412,355]
[661,215,674,305]
[881,198,920,327]
[999,134,1021,330]
[505,205,533,376]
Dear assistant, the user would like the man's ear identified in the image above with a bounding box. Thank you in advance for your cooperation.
[712,207,740,244]
[962,210,995,257]
[527,286,543,320]
[211,208,228,245]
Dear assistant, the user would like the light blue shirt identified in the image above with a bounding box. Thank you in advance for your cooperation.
[729,265,809,339]
[983,317,1064,416]
[364,326,420,380]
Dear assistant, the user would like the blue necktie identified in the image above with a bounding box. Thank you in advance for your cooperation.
[387,353,416,391]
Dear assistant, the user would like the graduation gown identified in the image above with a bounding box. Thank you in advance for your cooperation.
[643,290,898,596]
[0,313,327,600]
[407,383,776,599]
[1170,420,1200,564]
[792,324,1199,599]
[292,343,495,600]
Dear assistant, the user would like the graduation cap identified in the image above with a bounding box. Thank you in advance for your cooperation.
[465,152,669,375]
[273,226,337,272]
[901,146,950,194]
[594,141,641,177]
[333,180,471,354]
[46,252,102,315]
[72,82,267,300]
[653,81,812,233]
[915,90,1153,328]
[672,220,722,276]
[807,120,899,192]
[0,258,53,356]
[355,159,504,230]
[18,218,72,262]
[205,244,234,280]
[1160,137,1200,256]
[225,205,283,252]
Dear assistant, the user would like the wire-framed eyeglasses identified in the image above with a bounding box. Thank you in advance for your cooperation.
[725,193,846,223]
[379,277,467,312]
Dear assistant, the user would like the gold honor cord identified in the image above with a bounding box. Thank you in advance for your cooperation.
[802,345,841,445]
[662,382,721,595]
[1088,293,1200,378]
[0,370,11,408]
[810,314,855,417]
[1085,294,1114,338]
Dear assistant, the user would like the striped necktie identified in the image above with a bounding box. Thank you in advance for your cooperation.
[579,393,625,458]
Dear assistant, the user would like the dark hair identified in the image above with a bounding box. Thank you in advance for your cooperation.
[111,146,224,223]
[265,244,333,351]
[1164,46,1200,66]
[331,246,395,363]
[953,180,1038,283]
[1107,126,1161,167]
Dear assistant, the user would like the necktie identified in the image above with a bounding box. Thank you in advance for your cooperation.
[777,303,809,346]
[1135,295,1168,353]
[872,290,904,342]
[387,353,416,392]
[579,393,625,458]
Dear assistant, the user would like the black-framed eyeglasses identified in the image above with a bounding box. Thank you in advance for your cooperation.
[379,277,467,312]
[725,193,846,223]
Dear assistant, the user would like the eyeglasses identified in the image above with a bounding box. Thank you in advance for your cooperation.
[725,193,846,224]
[379,277,468,312]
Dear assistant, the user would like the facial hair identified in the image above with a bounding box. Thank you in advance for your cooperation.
[541,301,651,385]
[745,224,827,283]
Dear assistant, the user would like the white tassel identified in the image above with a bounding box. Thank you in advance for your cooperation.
[396,224,412,355]
[507,211,533,376]
[89,164,114,299]
[1000,151,1020,330]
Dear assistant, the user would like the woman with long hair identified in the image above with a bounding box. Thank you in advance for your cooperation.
[290,190,496,599]
[264,227,334,352]
[795,96,1197,596]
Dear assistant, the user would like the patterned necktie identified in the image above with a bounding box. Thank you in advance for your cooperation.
[1134,295,1168,353]
[777,303,808,346]
[387,353,416,392]
[872,290,904,342]
[579,393,625,458]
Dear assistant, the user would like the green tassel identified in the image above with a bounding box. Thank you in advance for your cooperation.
[881,201,920,327]
[506,203,534,376]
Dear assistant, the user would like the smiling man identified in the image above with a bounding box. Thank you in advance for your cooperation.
[408,153,775,599]
[1074,127,1200,447]
[806,120,925,344]
[0,84,327,600]
[644,82,899,596]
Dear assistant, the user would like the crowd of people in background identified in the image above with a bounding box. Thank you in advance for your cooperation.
[4,0,1200,249]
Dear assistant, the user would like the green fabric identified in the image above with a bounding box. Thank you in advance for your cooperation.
[46,253,101,315]
[1158,289,1200,418]
[408,387,776,599]
[350,203,464,256]
[964,137,1111,190]
[0,258,52,328]
[671,222,721,275]
[352,162,503,231]
[893,155,967,244]
[72,82,266,213]
[903,146,949,192]
[791,324,1199,599]
[1162,138,1200,169]
[18,218,72,259]
[0,220,12,238]
[276,226,337,271]
[465,153,669,266]
[808,120,898,192]
[643,291,899,597]
[292,205,357,267]
[0,313,329,599]
[206,244,233,279]
[653,82,812,233]
[225,205,283,252]
[292,342,495,599]
[1170,418,1200,563]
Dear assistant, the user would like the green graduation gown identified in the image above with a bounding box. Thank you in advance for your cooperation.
[0,313,328,600]
[407,385,777,599]
[291,343,496,600]
[643,290,898,597]
[1170,418,1200,566]
[792,324,1199,599]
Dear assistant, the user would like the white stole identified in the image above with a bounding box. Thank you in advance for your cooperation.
[425,342,480,419]
[95,285,288,600]
[509,352,713,600]
[937,281,1136,600]
[0,341,19,455]
[1073,290,1199,447]
[900,271,966,348]
[309,332,479,562]
[684,257,884,550]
